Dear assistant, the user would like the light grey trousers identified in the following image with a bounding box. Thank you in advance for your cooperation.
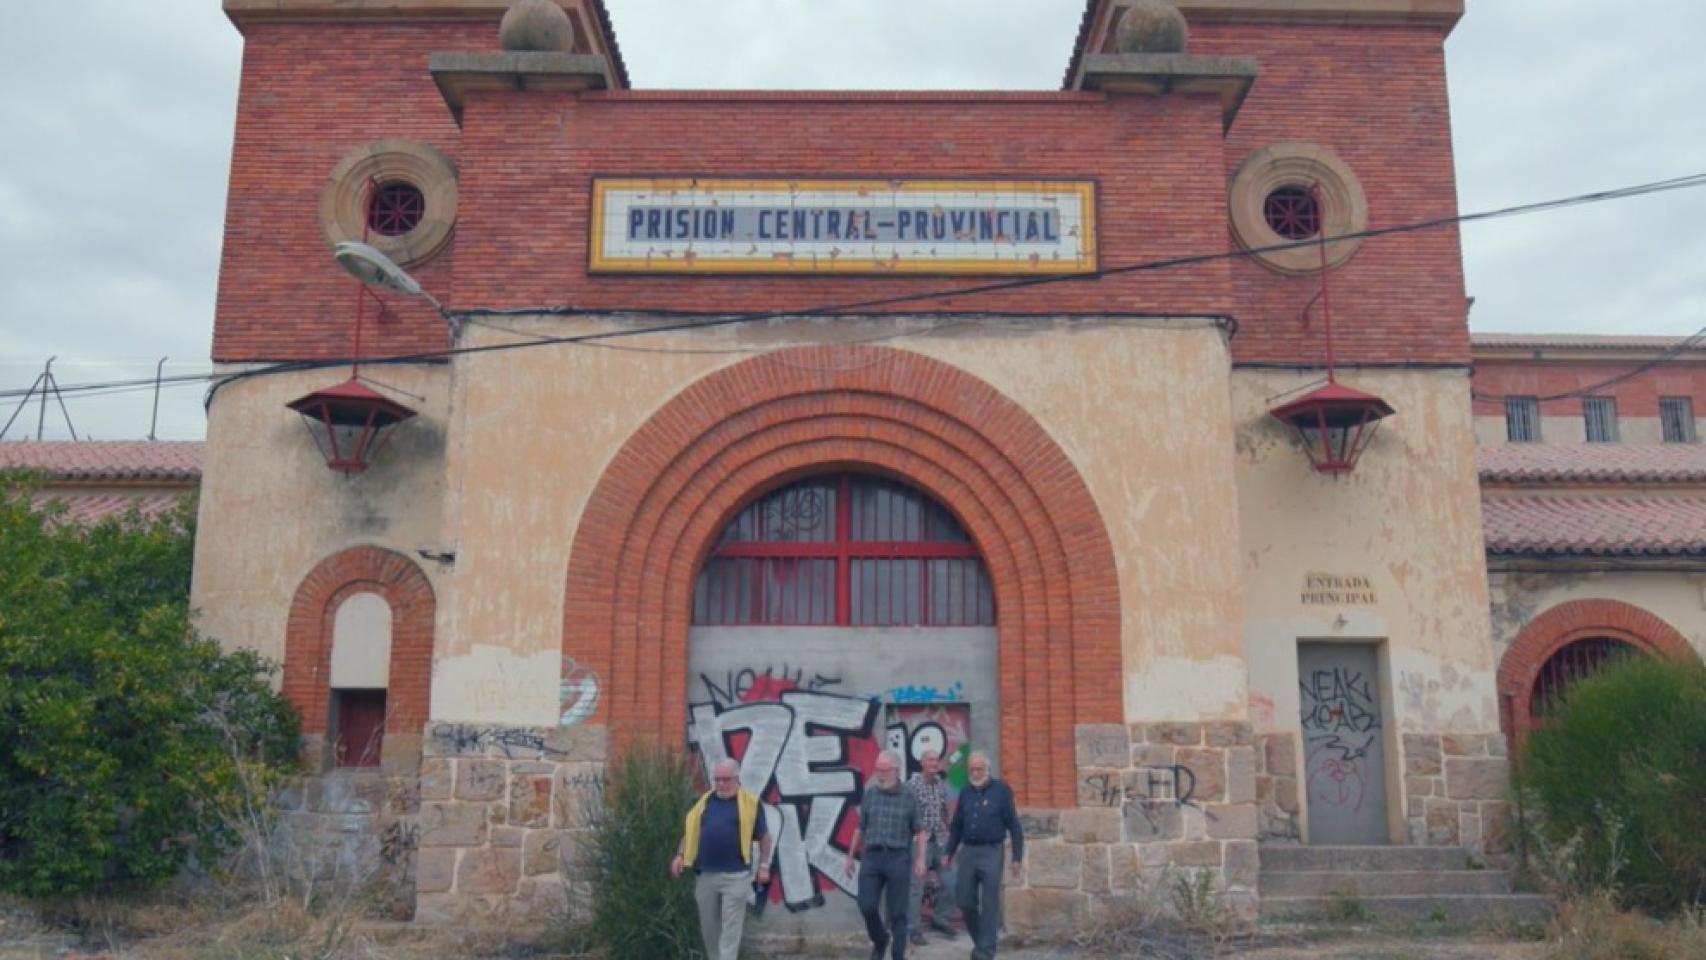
[694,870,750,960]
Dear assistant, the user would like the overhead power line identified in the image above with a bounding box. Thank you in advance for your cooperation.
[3,169,1705,410]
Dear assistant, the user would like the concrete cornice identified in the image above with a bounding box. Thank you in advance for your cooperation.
[1065,0,1462,89]
[226,0,533,22]
[1172,0,1463,28]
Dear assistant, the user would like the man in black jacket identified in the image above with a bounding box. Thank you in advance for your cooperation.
[942,751,1023,960]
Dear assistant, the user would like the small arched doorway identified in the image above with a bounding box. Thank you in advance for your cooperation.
[1498,598,1700,749]
[684,472,997,914]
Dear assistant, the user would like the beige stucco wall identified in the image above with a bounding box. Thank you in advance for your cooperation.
[191,363,452,666]
[432,315,1249,726]
[1488,567,1706,660]
[1236,369,1498,738]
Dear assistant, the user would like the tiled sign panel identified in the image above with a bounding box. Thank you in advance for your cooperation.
[590,178,1097,275]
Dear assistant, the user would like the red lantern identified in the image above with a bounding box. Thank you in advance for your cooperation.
[286,377,416,474]
[1269,381,1394,475]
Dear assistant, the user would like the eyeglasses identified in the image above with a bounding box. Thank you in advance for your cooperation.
[713,775,738,783]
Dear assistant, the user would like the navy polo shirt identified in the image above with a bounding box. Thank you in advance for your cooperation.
[697,794,767,874]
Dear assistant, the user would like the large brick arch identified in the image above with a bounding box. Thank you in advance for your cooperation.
[284,545,436,737]
[563,345,1121,807]
[1498,598,1699,746]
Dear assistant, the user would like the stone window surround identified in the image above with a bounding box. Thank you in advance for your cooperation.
[319,139,459,268]
[1228,143,1369,276]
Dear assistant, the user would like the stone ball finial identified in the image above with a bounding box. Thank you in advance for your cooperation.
[1113,1,1189,55]
[500,0,578,53]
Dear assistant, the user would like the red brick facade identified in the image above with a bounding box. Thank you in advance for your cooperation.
[560,345,1121,809]
[1195,23,1468,366]
[1474,359,1706,418]
[284,545,436,739]
[215,18,1468,366]
[1496,598,1700,746]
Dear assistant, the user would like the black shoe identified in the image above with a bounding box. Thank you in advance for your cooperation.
[930,917,957,938]
[869,937,889,960]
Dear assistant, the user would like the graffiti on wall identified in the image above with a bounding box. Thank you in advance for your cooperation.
[560,656,600,727]
[1300,666,1381,811]
[688,682,880,912]
[698,663,844,706]
[885,702,971,785]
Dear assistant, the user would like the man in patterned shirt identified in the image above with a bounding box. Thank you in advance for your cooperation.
[905,748,959,944]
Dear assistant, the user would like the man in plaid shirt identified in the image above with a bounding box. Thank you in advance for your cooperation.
[905,749,960,944]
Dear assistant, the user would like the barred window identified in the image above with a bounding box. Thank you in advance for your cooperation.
[1504,396,1540,443]
[1661,397,1697,444]
[693,474,995,627]
[1583,397,1619,443]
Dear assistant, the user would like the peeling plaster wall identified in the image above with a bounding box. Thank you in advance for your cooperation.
[434,316,1247,727]
[1235,369,1497,737]
[191,364,452,668]
[1488,569,1706,659]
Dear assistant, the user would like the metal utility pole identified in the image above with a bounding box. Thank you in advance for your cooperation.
[148,356,167,440]
[0,357,78,441]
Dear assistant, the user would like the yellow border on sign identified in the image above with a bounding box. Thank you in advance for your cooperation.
[589,178,1098,276]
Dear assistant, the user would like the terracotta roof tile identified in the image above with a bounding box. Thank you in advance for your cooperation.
[1472,332,1706,352]
[1483,494,1706,557]
[1479,444,1706,485]
[0,441,203,481]
[29,491,191,526]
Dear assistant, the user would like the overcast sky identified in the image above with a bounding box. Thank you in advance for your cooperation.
[1,1,1702,441]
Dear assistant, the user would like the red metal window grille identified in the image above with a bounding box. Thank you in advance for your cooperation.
[1263,186,1321,241]
[366,181,426,237]
[692,475,995,627]
[1530,637,1634,719]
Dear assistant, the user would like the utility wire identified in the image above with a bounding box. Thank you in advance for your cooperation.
[5,169,1706,407]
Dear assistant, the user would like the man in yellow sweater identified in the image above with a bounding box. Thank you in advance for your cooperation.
[671,757,773,960]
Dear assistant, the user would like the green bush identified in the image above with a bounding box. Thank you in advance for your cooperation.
[0,473,300,898]
[1517,654,1706,915]
[563,744,703,960]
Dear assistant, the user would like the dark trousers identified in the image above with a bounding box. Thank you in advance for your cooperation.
[857,847,913,959]
[955,844,1005,960]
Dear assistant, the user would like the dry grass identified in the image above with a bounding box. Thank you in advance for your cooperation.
[1541,892,1706,960]
[0,887,569,960]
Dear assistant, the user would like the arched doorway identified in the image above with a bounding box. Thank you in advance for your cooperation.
[685,472,997,913]
[560,345,1122,809]
[1498,598,1699,748]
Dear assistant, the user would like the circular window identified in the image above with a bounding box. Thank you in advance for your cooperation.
[1229,143,1369,275]
[320,140,458,268]
[1263,186,1320,240]
[366,181,427,237]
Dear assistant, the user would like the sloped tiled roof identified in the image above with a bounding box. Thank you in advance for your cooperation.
[1483,494,1706,557]
[0,441,203,481]
[1472,332,1706,352]
[1478,444,1706,485]
[29,491,191,526]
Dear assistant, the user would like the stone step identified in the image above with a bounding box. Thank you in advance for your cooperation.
[1258,845,1471,873]
[1260,869,1513,897]
[1259,893,1553,924]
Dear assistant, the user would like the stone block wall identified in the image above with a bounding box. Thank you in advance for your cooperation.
[1003,722,1262,928]
[412,722,608,923]
[1253,732,1302,844]
[270,759,421,919]
[1402,733,1512,858]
